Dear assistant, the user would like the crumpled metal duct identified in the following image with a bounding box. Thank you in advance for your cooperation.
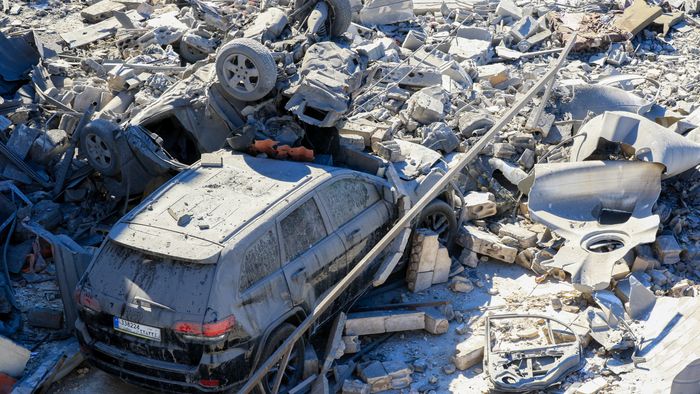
[526,160,664,292]
[571,111,700,179]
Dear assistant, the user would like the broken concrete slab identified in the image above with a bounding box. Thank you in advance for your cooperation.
[613,0,663,36]
[457,225,517,263]
[0,335,30,377]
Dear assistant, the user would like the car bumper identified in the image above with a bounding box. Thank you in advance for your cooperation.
[75,317,247,393]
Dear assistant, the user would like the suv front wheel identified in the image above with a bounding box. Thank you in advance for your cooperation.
[418,199,458,246]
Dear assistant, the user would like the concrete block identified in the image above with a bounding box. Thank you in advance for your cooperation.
[342,336,361,354]
[477,63,510,86]
[498,223,537,248]
[0,336,30,377]
[654,234,683,265]
[575,377,608,394]
[345,311,426,335]
[496,0,522,20]
[431,246,451,284]
[449,276,474,293]
[28,307,63,329]
[462,191,497,220]
[614,0,662,36]
[343,379,370,394]
[345,312,387,335]
[424,310,449,334]
[81,0,126,23]
[357,361,390,393]
[384,311,426,333]
[457,225,518,263]
[452,334,485,370]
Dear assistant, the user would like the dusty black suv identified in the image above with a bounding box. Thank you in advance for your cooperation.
[74,150,458,392]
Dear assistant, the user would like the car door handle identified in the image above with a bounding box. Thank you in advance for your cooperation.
[291,267,305,279]
[346,228,361,243]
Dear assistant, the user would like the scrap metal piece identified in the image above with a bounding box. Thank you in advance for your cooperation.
[485,313,582,392]
[0,31,40,81]
[285,42,364,127]
[526,160,664,292]
[571,111,700,179]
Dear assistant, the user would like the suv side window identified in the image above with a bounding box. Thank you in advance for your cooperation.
[280,198,327,260]
[240,229,281,291]
[318,178,381,228]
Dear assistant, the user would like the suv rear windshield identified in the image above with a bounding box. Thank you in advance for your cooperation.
[87,241,216,315]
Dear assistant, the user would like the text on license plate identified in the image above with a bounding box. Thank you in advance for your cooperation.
[113,317,161,342]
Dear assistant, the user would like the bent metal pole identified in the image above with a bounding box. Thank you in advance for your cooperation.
[239,33,578,394]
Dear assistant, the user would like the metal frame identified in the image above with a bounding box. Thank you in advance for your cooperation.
[238,34,577,394]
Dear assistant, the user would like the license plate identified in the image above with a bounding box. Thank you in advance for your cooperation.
[113,317,161,342]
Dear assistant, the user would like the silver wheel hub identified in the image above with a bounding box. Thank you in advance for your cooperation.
[85,134,112,169]
[223,53,260,94]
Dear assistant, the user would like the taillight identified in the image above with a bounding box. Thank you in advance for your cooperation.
[75,287,101,313]
[198,378,221,388]
[173,316,235,341]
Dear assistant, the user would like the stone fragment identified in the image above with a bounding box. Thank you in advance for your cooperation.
[452,334,485,370]
[343,336,361,354]
[457,225,518,263]
[0,336,30,377]
[462,192,497,220]
[477,63,510,86]
[497,223,537,248]
[496,0,522,20]
[405,86,446,125]
[459,249,479,268]
[449,276,474,293]
[342,379,370,394]
[28,307,63,329]
[575,377,608,394]
[424,310,449,334]
[431,246,451,285]
[357,361,390,393]
[510,16,538,42]
[654,234,683,265]
[613,0,663,36]
[80,0,126,23]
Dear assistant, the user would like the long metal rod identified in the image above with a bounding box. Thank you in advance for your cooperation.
[238,34,577,394]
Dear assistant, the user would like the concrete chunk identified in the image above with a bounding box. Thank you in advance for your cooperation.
[498,223,537,248]
[462,191,497,220]
[0,336,30,378]
[452,334,485,370]
[654,234,683,265]
[457,225,518,263]
[614,0,663,36]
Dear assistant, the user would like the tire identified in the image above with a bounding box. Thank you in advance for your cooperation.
[178,39,208,63]
[79,119,121,176]
[295,0,351,37]
[256,323,305,394]
[215,38,277,102]
[418,199,458,246]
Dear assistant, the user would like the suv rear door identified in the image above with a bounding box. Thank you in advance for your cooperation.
[236,226,293,335]
[315,175,394,303]
[278,194,346,310]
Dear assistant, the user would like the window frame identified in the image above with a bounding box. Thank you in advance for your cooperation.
[314,174,386,232]
[238,225,283,293]
[276,192,331,263]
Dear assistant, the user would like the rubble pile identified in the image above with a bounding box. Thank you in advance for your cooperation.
[1,0,700,392]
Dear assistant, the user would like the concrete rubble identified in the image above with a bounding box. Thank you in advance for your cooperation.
[0,0,700,392]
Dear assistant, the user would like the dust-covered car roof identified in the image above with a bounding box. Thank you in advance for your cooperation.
[108,150,339,261]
